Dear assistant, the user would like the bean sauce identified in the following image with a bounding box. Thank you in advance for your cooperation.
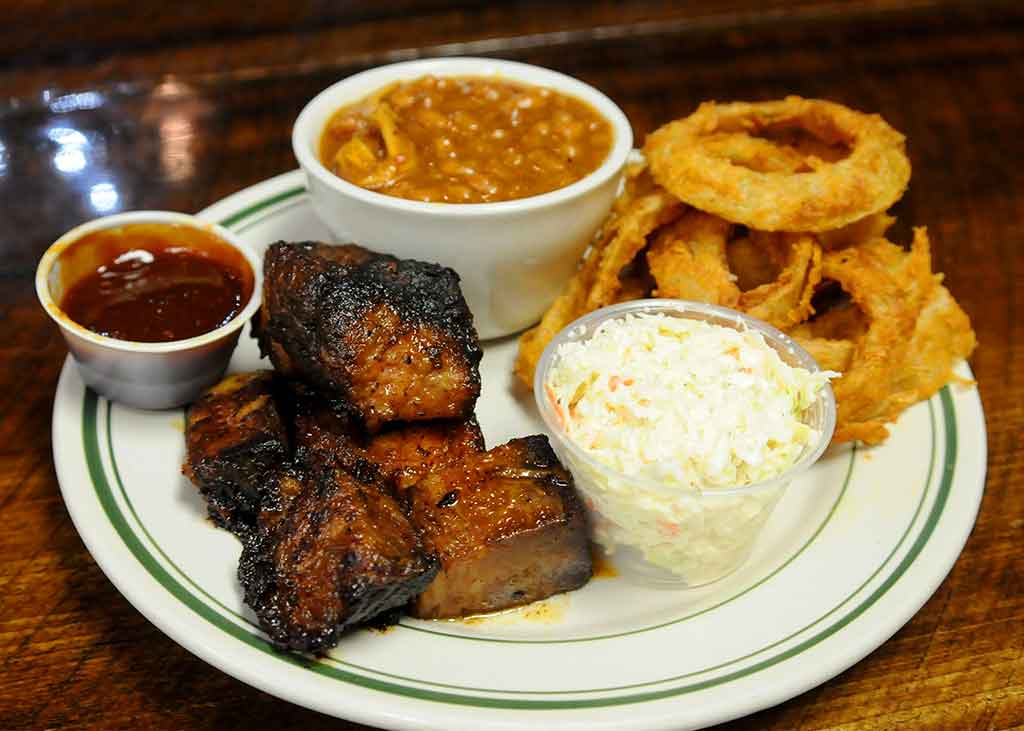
[319,75,614,204]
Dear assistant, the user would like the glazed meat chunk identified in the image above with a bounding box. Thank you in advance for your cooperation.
[285,379,485,497]
[282,378,483,490]
[365,417,485,496]
[238,457,438,653]
[407,435,592,619]
[284,380,366,471]
[257,242,482,432]
[183,371,290,535]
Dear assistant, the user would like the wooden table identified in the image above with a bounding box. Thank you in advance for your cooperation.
[2,2,1022,728]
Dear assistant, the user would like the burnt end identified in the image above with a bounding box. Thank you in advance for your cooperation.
[260,242,482,432]
[255,468,306,532]
[363,416,485,499]
[238,459,439,654]
[284,378,485,502]
[407,435,592,619]
[518,433,561,471]
[183,371,290,536]
[282,379,366,469]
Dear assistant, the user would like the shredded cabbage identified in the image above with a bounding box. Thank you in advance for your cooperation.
[546,313,834,581]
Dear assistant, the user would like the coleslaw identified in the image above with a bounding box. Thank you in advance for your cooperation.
[543,311,835,583]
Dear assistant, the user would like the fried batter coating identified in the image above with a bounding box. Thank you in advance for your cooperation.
[738,231,822,330]
[647,214,822,331]
[812,229,975,444]
[647,211,739,306]
[407,435,592,619]
[644,97,911,232]
[818,211,896,251]
[258,242,482,432]
[727,234,779,290]
[183,371,290,535]
[515,168,682,387]
[518,100,974,448]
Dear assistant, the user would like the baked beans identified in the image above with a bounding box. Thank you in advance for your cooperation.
[319,75,614,204]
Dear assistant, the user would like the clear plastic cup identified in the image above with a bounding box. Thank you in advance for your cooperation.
[534,299,836,588]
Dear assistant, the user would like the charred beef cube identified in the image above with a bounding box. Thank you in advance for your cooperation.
[365,417,485,497]
[285,379,484,497]
[284,380,366,471]
[183,371,290,535]
[258,242,482,432]
[407,435,592,619]
[238,458,438,653]
[282,378,485,497]
[255,469,305,532]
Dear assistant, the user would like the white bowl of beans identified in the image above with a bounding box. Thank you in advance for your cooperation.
[292,57,634,340]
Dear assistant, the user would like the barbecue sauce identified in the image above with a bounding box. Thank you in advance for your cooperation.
[59,223,254,343]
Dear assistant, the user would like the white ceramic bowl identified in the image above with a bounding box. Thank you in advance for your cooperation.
[292,57,634,339]
[535,300,837,588]
[36,211,262,410]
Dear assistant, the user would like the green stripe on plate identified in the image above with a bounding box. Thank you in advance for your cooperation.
[218,186,306,229]
[105,393,858,646]
[83,388,953,707]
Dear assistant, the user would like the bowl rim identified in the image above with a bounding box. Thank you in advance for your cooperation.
[291,56,635,216]
[534,298,838,498]
[35,210,263,354]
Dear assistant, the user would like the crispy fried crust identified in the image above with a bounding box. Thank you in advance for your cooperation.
[238,459,438,654]
[646,213,822,331]
[738,231,822,330]
[804,228,975,444]
[258,242,482,432]
[514,168,683,387]
[407,435,592,619]
[647,211,739,306]
[644,97,911,232]
[183,371,290,535]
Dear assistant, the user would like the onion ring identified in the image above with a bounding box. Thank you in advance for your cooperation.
[643,97,911,232]
[818,211,896,251]
[701,133,811,174]
[514,167,682,387]
[818,229,937,444]
[727,234,778,290]
[647,211,739,307]
[738,231,822,330]
[582,178,683,311]
[647,217,822,332]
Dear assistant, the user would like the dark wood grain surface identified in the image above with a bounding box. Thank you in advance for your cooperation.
[2,1,1022,729]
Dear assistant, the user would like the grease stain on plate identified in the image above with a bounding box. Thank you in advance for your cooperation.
[591,545,619,578]
[457,593,570,626]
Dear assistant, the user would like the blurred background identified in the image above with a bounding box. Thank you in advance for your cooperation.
[2,0,1020,270]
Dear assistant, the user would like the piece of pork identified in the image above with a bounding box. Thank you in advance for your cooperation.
[256,242,482,432]
[364,418,485,497]
[407,435,592,619]
[283,378,485,495]
[183,371,290,535]
[237,456,438,654]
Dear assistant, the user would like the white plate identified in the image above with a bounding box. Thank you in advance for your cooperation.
[52,170,988,731]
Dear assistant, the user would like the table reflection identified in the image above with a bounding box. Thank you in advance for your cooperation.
[0,80,222,269]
